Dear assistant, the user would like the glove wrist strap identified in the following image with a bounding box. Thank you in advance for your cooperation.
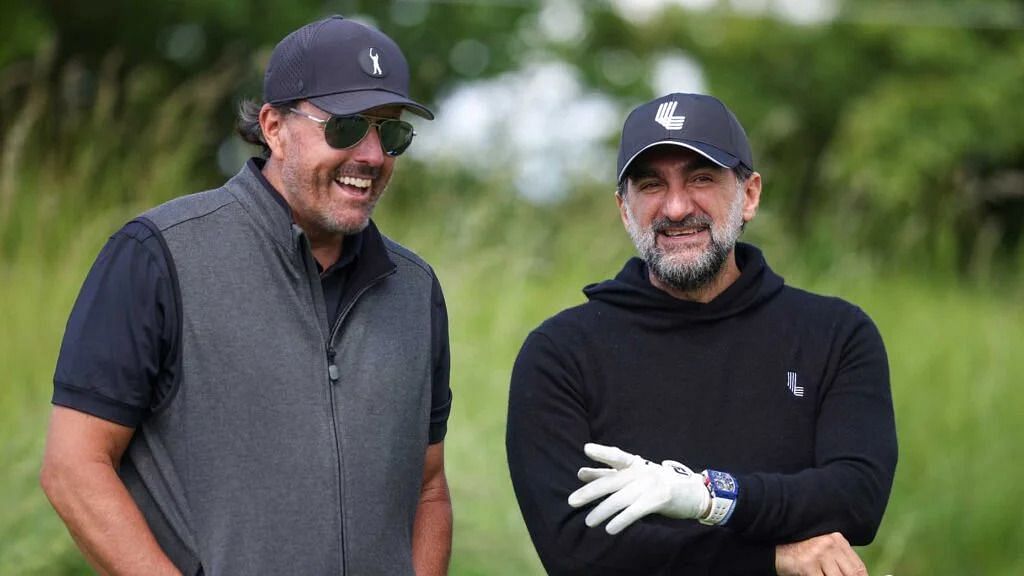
[698,470,738,526]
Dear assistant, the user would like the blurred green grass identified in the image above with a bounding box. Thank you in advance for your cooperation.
[2,71,1023,575]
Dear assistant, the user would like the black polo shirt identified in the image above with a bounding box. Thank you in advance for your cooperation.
[53,159,451,443]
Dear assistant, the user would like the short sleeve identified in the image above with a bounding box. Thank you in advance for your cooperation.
[427,274,452,444]
[52,219,179,427]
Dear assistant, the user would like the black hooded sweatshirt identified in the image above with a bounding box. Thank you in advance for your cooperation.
[507,243,897,575]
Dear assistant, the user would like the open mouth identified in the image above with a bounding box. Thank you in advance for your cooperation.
[333,175,374,198]
[660,225,709,238]
[335,175,372,189]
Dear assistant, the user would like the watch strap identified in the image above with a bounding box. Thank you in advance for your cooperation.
[699,469,738,526]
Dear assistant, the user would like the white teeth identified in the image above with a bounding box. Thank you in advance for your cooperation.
[664,228,703,237]
[337,176,371,189]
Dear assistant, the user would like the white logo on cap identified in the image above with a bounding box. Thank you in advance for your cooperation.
[369,48,382,76]
[655,101,686,130]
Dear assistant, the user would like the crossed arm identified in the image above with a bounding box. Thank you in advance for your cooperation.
[568,443,868,575]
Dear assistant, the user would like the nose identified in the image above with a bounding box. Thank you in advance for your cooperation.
[349,125,387,166]
[661,182,694,222]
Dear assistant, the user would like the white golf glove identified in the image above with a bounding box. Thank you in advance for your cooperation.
[567,443,711,534]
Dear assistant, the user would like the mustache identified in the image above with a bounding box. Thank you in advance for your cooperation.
[651,214,712,232]
[334,164,381,180]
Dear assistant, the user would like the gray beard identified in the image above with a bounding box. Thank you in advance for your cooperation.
[624,187,746,293]
[280,159,374,237]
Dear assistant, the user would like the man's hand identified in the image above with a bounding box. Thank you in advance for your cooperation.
[567,443,710,534]
[775,532,868,576]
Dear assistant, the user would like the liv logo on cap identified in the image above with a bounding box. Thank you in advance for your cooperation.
[361,48,386,77]
[654,101,686,130]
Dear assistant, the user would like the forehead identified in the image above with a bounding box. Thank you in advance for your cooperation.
[627,145,723,178]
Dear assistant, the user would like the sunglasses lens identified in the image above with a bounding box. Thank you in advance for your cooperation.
[324,116,370,149]
[321,115,415,156]
[378,120,415,156]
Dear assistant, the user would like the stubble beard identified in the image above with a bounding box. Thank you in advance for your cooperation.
[280,156,382,237]
[624,185,746,293]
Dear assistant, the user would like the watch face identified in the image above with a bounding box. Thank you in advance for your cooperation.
[710,471,737,497]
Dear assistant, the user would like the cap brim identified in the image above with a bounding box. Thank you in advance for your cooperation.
[309,89,434,120]
[617,140,740,183]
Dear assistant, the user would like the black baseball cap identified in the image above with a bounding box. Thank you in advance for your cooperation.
[263,15,433,120]
[616,93,752,183]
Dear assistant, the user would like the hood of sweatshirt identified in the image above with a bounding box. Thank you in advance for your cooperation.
[583,243,784,323]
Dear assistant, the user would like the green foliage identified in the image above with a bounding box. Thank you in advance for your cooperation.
[4,0,1023,269]
[823,24,1024,270]
[0,2,51,67]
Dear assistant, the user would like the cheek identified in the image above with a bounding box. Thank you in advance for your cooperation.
[641,204,666,228]
[373,159,397,188]
[287,129,346,168]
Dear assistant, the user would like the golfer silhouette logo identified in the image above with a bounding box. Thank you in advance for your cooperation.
[369,48,382,76]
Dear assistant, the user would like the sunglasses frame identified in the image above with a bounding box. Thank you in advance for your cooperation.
[287,107,416,157]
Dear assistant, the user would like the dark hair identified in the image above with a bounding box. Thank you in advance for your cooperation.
[236,99,294,158]
[616,163,755,197]
[732,163,753,184]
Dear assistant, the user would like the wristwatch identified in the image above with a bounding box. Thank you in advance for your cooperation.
[699,469,738,526]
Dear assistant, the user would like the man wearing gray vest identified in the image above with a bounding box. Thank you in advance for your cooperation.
[41,16,452,575]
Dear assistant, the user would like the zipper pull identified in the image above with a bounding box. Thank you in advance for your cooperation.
[326,347,340,383]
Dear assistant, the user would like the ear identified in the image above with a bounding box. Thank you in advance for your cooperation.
[616,189,630,231]
[259,104,288,160]
[741,172,762,223]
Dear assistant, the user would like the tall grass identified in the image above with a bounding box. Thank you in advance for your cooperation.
[2,59,1023,575]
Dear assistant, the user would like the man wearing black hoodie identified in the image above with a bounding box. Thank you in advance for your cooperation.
[506,93,897,575]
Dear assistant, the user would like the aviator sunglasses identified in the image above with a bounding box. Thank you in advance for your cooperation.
[288,107,416,157]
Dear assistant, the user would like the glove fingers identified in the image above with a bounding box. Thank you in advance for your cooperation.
[568,470,631,508]
[583,443,636,469]
[605,493,664,535]
[577,467,615,482]
[584,482,643,528]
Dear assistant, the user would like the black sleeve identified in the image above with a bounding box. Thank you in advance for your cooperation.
[507,330,774,576]
[52,219,179,427]
[427,273,452,444]
[729,308,898,545]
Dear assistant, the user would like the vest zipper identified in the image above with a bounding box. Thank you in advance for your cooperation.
[327,347,340,383]
[323,265,396,576]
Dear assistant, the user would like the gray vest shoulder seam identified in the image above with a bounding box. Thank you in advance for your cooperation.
[156,198,237,234]
[383,241,432,280]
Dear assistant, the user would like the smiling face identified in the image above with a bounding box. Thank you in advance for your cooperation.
[261,101,401,241]
[617,145,761,299]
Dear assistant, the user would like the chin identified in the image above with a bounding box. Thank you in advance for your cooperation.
[336,217,371,235]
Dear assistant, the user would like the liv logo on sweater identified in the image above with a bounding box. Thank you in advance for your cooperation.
[787,371,804,397]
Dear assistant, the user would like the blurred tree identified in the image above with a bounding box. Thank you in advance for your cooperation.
[1,0,1021,272]
[564,0,1024,272]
